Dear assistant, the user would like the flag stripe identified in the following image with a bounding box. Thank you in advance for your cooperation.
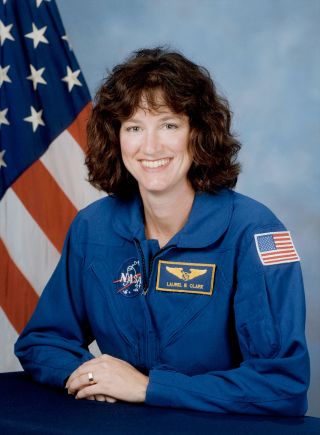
[11,160,77,253]
[272,232,290,238]
[0,307,22,372]
[41,129,104,211]
[0,188,60,294]
[0,240,39,334]
[263,257,300,264]
[261,249,296,257]
[263,253,299,261]
[68,102,92,152]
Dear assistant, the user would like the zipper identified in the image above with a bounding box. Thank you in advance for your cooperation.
[134,238,174,295]
[147,245,172,292]
[135,239,148,295]
[134,238,174,369]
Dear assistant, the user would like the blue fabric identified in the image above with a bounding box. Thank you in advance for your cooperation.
[15,189,310,415]
[1,372,319,435]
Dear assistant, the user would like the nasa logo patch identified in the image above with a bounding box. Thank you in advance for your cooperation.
[113,258,142,297]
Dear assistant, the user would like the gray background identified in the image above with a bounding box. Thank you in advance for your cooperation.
[56,0,320,417]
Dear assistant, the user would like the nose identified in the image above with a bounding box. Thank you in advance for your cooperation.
[141,129,162,156]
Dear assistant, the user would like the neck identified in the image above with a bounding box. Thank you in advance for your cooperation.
[140,184,196,248]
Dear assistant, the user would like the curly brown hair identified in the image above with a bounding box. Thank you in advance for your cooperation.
[86,47,241,197]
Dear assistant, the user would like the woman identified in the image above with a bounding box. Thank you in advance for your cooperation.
[15,47,309,415]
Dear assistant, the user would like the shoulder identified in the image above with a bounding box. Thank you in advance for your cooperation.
[230,190,283,228]
[69,195,126,245]
[78,195,117,218]
[225,190,288,253]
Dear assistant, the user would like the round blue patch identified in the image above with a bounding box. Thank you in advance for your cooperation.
[114,258,142,297]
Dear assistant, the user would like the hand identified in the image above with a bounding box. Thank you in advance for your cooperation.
[66,354,149,403]
[83,394,117,403]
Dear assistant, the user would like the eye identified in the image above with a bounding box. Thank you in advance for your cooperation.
[126,126,141,132]
[164,123,178,130]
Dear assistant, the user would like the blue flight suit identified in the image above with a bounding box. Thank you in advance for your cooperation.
[15,188,310,415]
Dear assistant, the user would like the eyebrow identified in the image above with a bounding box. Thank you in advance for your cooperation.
[123,114,186,124]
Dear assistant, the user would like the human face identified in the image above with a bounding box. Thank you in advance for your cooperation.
[120,105,193,197]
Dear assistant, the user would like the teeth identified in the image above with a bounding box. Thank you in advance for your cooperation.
[141,159,170,168]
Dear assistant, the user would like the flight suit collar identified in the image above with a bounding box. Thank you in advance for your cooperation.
[112,188,234,249]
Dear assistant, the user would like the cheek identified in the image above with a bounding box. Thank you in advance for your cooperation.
[120,136,140,158]
[120,141,133,162]
[174,132,190,153]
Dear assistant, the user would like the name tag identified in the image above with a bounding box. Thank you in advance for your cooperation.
[156,260,216,295]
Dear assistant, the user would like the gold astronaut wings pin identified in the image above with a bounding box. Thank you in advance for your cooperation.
[166,266,207,281]
[156,260,216,295]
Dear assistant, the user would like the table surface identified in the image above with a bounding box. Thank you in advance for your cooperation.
[0,372,319,435]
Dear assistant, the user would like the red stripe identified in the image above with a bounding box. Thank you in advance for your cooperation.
[263,254,299,262]
[263,257,299,264]
[273,232,290,238]
[264,258,299,263]
[68,102,92,152]
[0,240,39,334]
[263,252,297,259]
[261,248,296,257]
[12,160,77,253]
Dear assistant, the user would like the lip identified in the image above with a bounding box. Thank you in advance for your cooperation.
[139,158,172,170]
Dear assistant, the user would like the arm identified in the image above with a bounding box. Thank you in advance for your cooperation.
[145,231,310,416]
[14,219,95,388]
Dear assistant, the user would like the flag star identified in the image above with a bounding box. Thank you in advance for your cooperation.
[25,23,49,48]
[0,149,7,169]
[0,65,12,87]
[62,66,82,92]
[61,34,72,50]
[36,0,51,6]
[24,106,45,132]
[27,64,47,90]
[0,20,15,46]
[0,108,9,127]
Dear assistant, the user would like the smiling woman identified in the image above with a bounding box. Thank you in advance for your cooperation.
[15,47,310,416]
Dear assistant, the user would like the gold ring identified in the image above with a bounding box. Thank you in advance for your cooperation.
[88,372,95,384]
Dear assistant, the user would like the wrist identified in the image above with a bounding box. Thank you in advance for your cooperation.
[138,375,149,402]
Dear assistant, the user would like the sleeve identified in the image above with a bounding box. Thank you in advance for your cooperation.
[14,218,95,388]
[145,226,310,416]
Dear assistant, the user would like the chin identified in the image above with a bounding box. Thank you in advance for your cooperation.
[139,183,170,195]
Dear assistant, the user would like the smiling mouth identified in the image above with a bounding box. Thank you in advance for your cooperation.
[140,158,171,168]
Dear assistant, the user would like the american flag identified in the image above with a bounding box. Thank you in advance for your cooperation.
[0,0,102,371]
[254,231,300,266]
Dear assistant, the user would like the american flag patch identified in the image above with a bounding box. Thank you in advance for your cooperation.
[254,231,300,266]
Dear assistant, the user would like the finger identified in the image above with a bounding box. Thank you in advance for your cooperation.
[105,397,117,403]
[66,357,103,387]
[66,368,83,389]
[85,396,96,401]
[76,385,99,400]
[68,372,98,395]
[94,394,106,402]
